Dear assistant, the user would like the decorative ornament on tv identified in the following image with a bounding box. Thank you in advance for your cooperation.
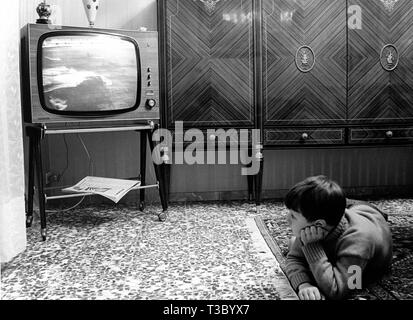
[82,0,100,27]
[36,1,52,24]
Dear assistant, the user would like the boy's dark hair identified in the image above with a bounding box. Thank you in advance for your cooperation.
[285,175,346,227]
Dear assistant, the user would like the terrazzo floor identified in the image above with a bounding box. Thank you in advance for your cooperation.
[0,201,298,300]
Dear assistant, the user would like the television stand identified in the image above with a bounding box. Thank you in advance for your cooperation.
[25,121,168,241]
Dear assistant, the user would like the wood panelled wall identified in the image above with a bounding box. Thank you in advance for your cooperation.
[19,0,413,204]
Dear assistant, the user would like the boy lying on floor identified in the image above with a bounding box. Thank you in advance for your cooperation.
[285,176,393,300]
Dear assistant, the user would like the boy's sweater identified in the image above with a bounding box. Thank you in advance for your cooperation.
[286,204,393,300]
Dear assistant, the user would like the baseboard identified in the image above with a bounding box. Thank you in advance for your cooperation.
[169,185,413,203]
[263,186,413,201]
[169,191,250,203]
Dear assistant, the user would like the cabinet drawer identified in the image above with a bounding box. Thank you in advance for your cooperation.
[349,127,413,144]
[265,128,345,146]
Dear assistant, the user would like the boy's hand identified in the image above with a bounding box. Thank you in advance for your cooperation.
[300,226,326,246]
[298,283,325,300]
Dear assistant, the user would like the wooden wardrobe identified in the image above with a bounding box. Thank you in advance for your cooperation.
[158,0,413,204]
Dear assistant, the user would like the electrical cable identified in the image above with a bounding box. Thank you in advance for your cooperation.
[45,134,95,213]
[77,134,95,176]
[47,196,86,213]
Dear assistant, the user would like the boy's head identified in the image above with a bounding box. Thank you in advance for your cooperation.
[285,176,346,237]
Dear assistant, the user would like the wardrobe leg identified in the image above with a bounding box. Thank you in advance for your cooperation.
[163,163,171,202]
[243,147,254,202]
[247,168,254,202]
[255,158,264,209]
[139,131,147,212]
[148,130,168,221]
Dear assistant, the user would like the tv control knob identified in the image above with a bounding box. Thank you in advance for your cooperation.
[145,99,156,110]
[386,131,393,138]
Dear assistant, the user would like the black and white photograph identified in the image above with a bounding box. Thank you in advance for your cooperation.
[1,0,412,311]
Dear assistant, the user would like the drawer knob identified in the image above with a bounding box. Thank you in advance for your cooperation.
[209,134,217,141]
[302,133,309,140]
[386,131,393,138]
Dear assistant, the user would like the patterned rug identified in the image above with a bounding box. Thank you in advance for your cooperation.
[255,199,413,300]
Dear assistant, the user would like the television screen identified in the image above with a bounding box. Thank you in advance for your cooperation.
[39,33,140,115]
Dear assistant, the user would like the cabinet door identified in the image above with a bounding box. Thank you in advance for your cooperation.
[262,0,347,126]
[159,0,255,128]
[348,0,413,124]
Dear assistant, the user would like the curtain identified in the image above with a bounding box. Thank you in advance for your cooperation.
[0,0,26,263]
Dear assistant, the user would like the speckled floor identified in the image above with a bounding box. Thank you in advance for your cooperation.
[0,202,298,300]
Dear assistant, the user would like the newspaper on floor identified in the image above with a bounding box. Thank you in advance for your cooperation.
[62,176,141,203]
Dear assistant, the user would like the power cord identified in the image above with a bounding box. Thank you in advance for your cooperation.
[45,133,95,213]
[77,133,95,177]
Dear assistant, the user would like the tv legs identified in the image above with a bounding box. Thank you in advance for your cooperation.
[35,134,47,241]
[25,123,169,241]
[26,131,35,228]
[26,126,47,241]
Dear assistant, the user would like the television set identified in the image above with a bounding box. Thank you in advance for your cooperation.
[21,23,160,125]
